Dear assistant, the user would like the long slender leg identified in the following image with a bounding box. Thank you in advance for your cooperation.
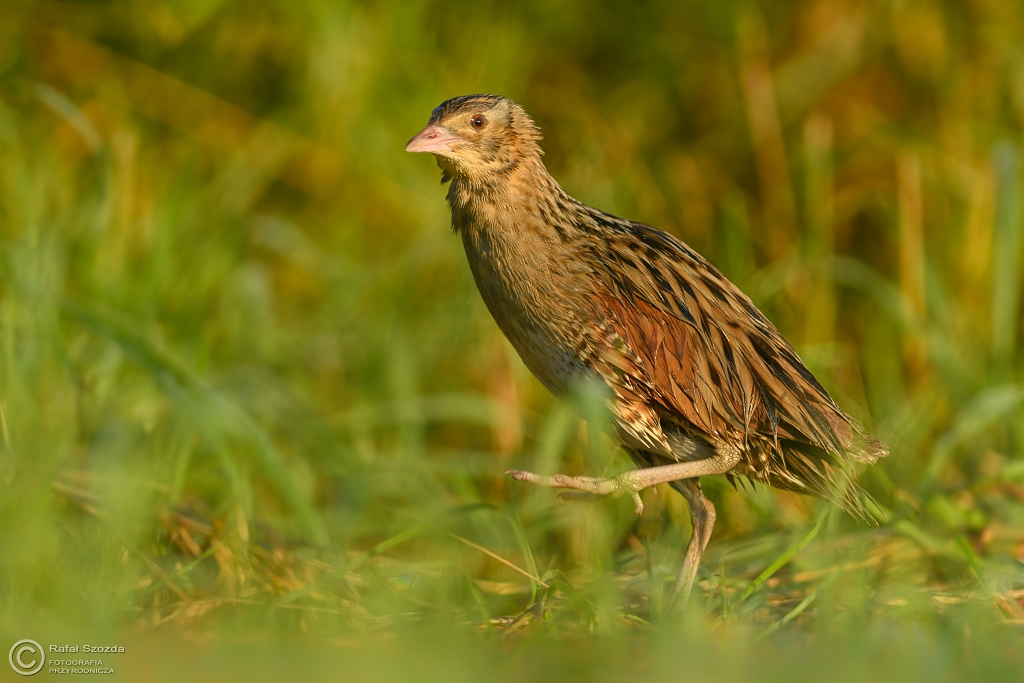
[506,446,740,515]
[667,478,716,613]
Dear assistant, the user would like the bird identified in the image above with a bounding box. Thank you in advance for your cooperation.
[405,94,888,611]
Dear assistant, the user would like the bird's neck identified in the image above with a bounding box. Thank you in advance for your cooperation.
[446,156,576,237]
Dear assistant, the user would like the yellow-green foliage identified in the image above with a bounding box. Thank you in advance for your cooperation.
[0,1,1022,680]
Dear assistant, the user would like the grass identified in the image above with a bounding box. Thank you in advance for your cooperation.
[1,0,1023,680]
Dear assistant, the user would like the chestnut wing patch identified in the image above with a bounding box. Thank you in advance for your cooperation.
[584,221,887,466]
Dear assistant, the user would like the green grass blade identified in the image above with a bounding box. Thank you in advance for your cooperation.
[510,511,540,604]
[739,507,828,603]
[991,141,1023,366]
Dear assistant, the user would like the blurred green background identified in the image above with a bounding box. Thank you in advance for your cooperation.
[1,0,1023,680]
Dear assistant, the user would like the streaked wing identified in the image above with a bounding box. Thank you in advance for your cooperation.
[573,214,888,473]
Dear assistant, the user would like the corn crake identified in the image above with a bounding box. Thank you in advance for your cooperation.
[406,94,888,611]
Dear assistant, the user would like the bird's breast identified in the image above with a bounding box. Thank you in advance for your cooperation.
[459,221,592,395]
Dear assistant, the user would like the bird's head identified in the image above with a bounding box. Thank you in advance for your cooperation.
[405,94,542,185]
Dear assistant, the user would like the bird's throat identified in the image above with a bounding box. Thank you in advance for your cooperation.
[446,156,566,234]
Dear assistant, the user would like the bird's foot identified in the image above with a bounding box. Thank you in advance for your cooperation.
[505,470,645,515]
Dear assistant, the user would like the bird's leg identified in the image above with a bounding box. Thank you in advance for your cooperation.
[506,445,740,515]
[666,478,716,613]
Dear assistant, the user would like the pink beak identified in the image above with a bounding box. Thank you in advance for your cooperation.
[405,124,462,154]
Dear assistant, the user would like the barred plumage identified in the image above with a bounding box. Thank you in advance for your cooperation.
[406,94,888,610]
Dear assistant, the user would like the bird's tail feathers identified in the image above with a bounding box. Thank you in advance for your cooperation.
[767,440,882,524]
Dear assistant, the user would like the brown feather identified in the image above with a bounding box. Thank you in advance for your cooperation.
[579,220,887,515]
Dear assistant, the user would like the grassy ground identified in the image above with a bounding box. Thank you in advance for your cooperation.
[1,0,1023,680]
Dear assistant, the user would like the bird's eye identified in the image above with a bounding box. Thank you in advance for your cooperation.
[470,114,487,130]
